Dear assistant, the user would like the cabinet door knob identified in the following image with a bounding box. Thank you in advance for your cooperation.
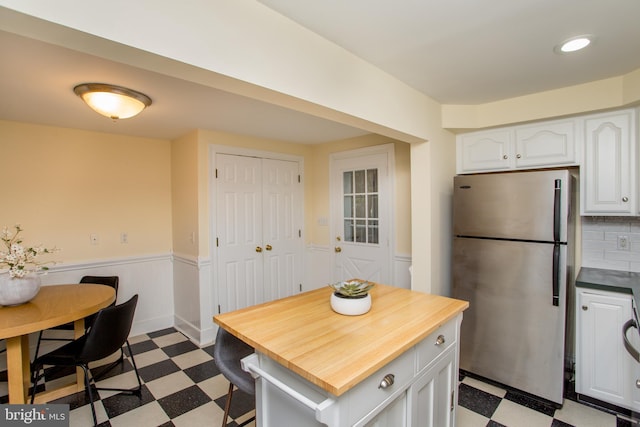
[265,244,272,251]
[256,246,263,253]
[378,374,395,389]
[636,379,640,389]
[516,154,522,159]
[622,197,629,202]
[435,335,446,346]
[581,305,588,311]
[502,155,508,160]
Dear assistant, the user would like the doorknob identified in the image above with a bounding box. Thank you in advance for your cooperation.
[335,247,342,253]
[256,246,263,252]
[265,244,272,251]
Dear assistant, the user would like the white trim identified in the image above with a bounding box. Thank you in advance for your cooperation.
[46,253,172,273]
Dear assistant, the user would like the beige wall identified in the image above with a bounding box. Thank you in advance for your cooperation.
[0,120,172,263]
[171,130,199,257]
[308,134,412,254]
[442,70,640,131]
[0,120,410,274]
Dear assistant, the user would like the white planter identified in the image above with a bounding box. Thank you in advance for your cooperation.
[0,273,42,306]
[330,292,372,316]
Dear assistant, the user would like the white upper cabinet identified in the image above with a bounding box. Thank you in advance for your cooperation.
[456,118,578,174]
[581,109,637,215]
[514,120,577,168]
[457,129,512,173]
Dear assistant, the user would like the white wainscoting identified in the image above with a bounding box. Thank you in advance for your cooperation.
[0,253,175,371]
[172,253,215,347]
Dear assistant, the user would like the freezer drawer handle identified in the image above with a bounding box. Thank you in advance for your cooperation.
[623,319,640,363]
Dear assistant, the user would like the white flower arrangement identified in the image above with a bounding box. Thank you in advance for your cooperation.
[0,225,60,278]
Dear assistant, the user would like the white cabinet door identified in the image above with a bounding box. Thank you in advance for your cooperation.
[457,129,512,173]
[456,118,579,174]
[410,349,456,427]
[359,392,408,427]
[576,289,637,409]
[581,109,636,215]
[514,119,577,169]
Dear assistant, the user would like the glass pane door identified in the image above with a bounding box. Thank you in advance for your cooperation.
[343,168,379,244]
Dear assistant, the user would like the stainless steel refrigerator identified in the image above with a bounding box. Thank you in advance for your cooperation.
[452,169,575,405]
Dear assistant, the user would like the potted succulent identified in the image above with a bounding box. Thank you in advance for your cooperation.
[329,279,375,316]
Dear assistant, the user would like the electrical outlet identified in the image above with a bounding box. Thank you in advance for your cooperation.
[617,235,629,251]
[90,233,99,245]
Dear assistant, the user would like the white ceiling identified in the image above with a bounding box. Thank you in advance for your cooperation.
[1,0,639,142]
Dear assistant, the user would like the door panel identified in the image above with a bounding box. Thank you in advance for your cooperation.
[217,154,264,312]
[216,154,302,313]
[331,151,390,283]
[262,158,302,301]
[453,237,567,403]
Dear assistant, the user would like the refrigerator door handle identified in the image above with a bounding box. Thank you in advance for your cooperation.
[552,243,560,306]
[553,179,561,242]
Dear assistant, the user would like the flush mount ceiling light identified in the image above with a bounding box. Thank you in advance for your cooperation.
[555,35,593,54]
[73,83,152,120]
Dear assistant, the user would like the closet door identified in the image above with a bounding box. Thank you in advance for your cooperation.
[216,154,302,313]
[217,154,264,312]
[262,158,302,302]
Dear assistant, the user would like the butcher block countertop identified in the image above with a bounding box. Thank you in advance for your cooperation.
[213,283,469,396]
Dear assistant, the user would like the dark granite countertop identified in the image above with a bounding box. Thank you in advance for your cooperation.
[576,267,640,310]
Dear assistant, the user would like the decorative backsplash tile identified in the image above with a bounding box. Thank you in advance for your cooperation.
[581,217,640,272]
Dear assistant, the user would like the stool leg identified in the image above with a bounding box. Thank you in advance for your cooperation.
[221,382,234,427]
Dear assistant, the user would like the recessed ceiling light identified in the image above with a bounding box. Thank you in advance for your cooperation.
[555,35,593,54]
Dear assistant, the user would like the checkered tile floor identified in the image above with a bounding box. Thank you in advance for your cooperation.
[0,327,636,426]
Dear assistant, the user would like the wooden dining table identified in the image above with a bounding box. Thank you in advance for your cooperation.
[0,284,116,404]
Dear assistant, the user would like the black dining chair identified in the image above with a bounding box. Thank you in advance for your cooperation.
[30,294,141,427]
[214,327,256,427]
[33,275,119,360]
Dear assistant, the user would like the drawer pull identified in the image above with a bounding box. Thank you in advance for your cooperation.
[378,374,395,389]
[435,335,446,346]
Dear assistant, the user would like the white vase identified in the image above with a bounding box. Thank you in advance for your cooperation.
[0,273,42,306]
[330,292,372,316]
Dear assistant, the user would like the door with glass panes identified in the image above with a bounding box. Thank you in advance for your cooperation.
[331,147,391,283]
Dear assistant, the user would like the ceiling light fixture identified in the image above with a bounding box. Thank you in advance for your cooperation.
[555,35,593,53]
[73,83,152,120]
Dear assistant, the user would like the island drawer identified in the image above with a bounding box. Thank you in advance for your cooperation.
[344,347,415,425]
[416,317,457,372]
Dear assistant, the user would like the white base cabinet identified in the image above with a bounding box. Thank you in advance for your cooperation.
[242,314,462,427]
[576,288,640,411]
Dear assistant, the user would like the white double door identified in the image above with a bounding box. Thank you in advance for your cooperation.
[215,153,303,314]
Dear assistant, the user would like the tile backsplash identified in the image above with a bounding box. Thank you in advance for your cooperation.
[581,217,640,272]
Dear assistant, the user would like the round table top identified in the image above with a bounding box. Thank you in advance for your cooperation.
[0,284,116,339]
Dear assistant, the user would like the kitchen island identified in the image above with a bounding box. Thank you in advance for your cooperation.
[214,283,468,427]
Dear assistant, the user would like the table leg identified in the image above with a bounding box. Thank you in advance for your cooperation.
[73,319,85,392]
[6,335,30,404]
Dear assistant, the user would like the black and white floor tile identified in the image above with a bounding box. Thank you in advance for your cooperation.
[0,327,636,426]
